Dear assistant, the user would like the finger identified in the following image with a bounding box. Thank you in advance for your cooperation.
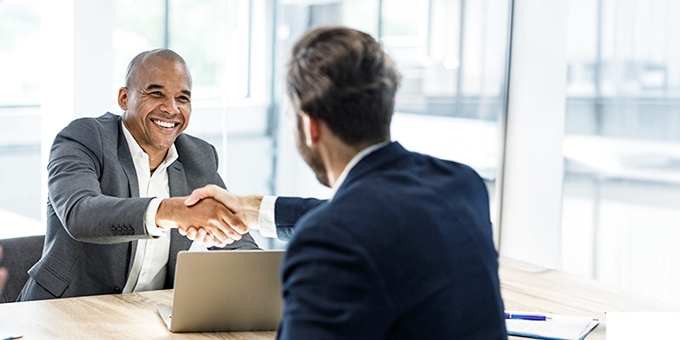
[184,184,220,206]
[207,235,232,248]
[185,227,198,240]
[213,241,228,248]
[196,228,207,241]
[177,227,187,236]
[219,210,248,235]
[207,220,230,244]
[216,219,243,241]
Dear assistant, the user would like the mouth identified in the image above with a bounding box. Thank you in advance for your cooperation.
[151,118,180,129]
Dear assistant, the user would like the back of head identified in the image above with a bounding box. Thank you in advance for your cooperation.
[286,26,401,146]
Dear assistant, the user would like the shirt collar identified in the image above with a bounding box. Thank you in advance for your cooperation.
[330,141,390,200]
[121,120,178,171]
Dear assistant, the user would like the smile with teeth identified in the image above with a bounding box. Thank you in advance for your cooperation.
[151,119,178,129]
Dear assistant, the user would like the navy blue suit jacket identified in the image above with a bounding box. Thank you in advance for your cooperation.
[275,142,507,339]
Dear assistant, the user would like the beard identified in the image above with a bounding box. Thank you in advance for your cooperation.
[295,116,330,187]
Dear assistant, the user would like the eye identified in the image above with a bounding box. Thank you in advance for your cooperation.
[151,91,163,96]
[178,96,190,103]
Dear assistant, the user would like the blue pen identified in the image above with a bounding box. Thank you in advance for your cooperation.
[505,312,549,321]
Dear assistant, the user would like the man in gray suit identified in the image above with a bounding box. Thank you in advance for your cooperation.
[17,49,258,302]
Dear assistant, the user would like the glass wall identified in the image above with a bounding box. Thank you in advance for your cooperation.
[0,0,269,242]
[0,0,42,238]
[0,0,511,246]
[562,0,680,306]
[271,0,511,216]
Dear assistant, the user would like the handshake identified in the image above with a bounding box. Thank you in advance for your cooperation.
[155,185,261,248]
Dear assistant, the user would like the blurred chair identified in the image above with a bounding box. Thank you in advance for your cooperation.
[0,235,44,303]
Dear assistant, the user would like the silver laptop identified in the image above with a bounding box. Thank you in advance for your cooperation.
[158,250,285,332]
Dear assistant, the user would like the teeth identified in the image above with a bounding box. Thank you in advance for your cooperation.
[152,119,176,128]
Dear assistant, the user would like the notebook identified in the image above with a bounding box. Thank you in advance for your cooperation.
[158,250,285,333]
[505,310,599,340]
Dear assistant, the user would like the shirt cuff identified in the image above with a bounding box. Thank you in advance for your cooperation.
[145,198,167,238]
[258,196,278,238]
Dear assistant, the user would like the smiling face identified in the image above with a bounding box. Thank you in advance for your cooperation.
[118,53,192,160]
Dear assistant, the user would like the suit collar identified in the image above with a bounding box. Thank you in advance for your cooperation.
[330,142,389,199]
[336,141,409,193]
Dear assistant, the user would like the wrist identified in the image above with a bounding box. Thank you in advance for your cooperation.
[242,195,263,228]
[155,197,183,229]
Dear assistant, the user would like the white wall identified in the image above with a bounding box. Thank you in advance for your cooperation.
[497,0,569,269]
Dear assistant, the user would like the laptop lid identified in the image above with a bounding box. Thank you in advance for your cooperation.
[158,250,285,333]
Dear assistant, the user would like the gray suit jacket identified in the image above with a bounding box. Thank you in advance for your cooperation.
[18,112,258,301]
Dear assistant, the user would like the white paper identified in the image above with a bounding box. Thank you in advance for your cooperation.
[505,311,599,340]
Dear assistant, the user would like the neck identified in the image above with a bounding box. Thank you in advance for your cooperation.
[321,139,378,187]
[147,151,166,170]
[121,119,167,170]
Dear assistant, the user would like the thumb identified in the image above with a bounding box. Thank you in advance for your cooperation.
[184,185,217,206]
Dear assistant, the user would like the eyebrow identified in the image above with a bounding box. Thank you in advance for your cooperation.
[145,84,191,97]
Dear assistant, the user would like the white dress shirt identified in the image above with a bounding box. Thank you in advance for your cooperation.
[121,123,178,293]
[257,142,389,238]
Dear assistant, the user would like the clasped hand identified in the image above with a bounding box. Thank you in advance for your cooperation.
[156,185,260,248]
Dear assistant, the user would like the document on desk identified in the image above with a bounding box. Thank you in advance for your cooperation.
[505,311,599,340]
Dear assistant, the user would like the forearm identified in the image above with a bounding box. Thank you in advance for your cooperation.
[53,194,152,243]
[273,197,326,241]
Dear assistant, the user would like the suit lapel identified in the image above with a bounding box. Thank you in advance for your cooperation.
[116,118,140,274]
[168,160,192,253]
[168,161,188,197]
[117,120,139,199]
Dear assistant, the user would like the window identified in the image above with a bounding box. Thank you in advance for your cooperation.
[562,0,680,306]
[0,0,42,238]
[0,0,41,107]
[271,1,511,227]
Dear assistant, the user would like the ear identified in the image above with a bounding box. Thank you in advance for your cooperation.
[118,87,129,110]
[301,113,321,147]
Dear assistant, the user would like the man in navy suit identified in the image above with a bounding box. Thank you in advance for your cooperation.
[185,26,507,339]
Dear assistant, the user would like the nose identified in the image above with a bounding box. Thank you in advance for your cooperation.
[160,97,180,115]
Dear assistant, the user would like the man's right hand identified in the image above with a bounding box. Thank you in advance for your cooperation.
[155,196,248,245]
[179,185,263,247]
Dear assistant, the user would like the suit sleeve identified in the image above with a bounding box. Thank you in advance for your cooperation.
[278,222,395,339]
[47,120,152,244]
[274,197,325,241]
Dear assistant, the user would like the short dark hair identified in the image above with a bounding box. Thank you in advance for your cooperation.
[286,26,401,146]
[125,49,190,88]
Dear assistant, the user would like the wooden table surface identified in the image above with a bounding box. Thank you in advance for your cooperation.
[0,289,274,339]
[499,257,679,339]
[0,257,676,339]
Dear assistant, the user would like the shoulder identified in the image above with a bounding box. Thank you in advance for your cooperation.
[53,113,121,154]
[407,149,483,179]
[60,112,119,137]
[394,150,488,196]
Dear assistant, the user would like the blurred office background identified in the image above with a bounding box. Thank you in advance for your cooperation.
[0,0,678,307]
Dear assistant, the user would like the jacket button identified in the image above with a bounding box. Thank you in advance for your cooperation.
[113,286,121,293]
